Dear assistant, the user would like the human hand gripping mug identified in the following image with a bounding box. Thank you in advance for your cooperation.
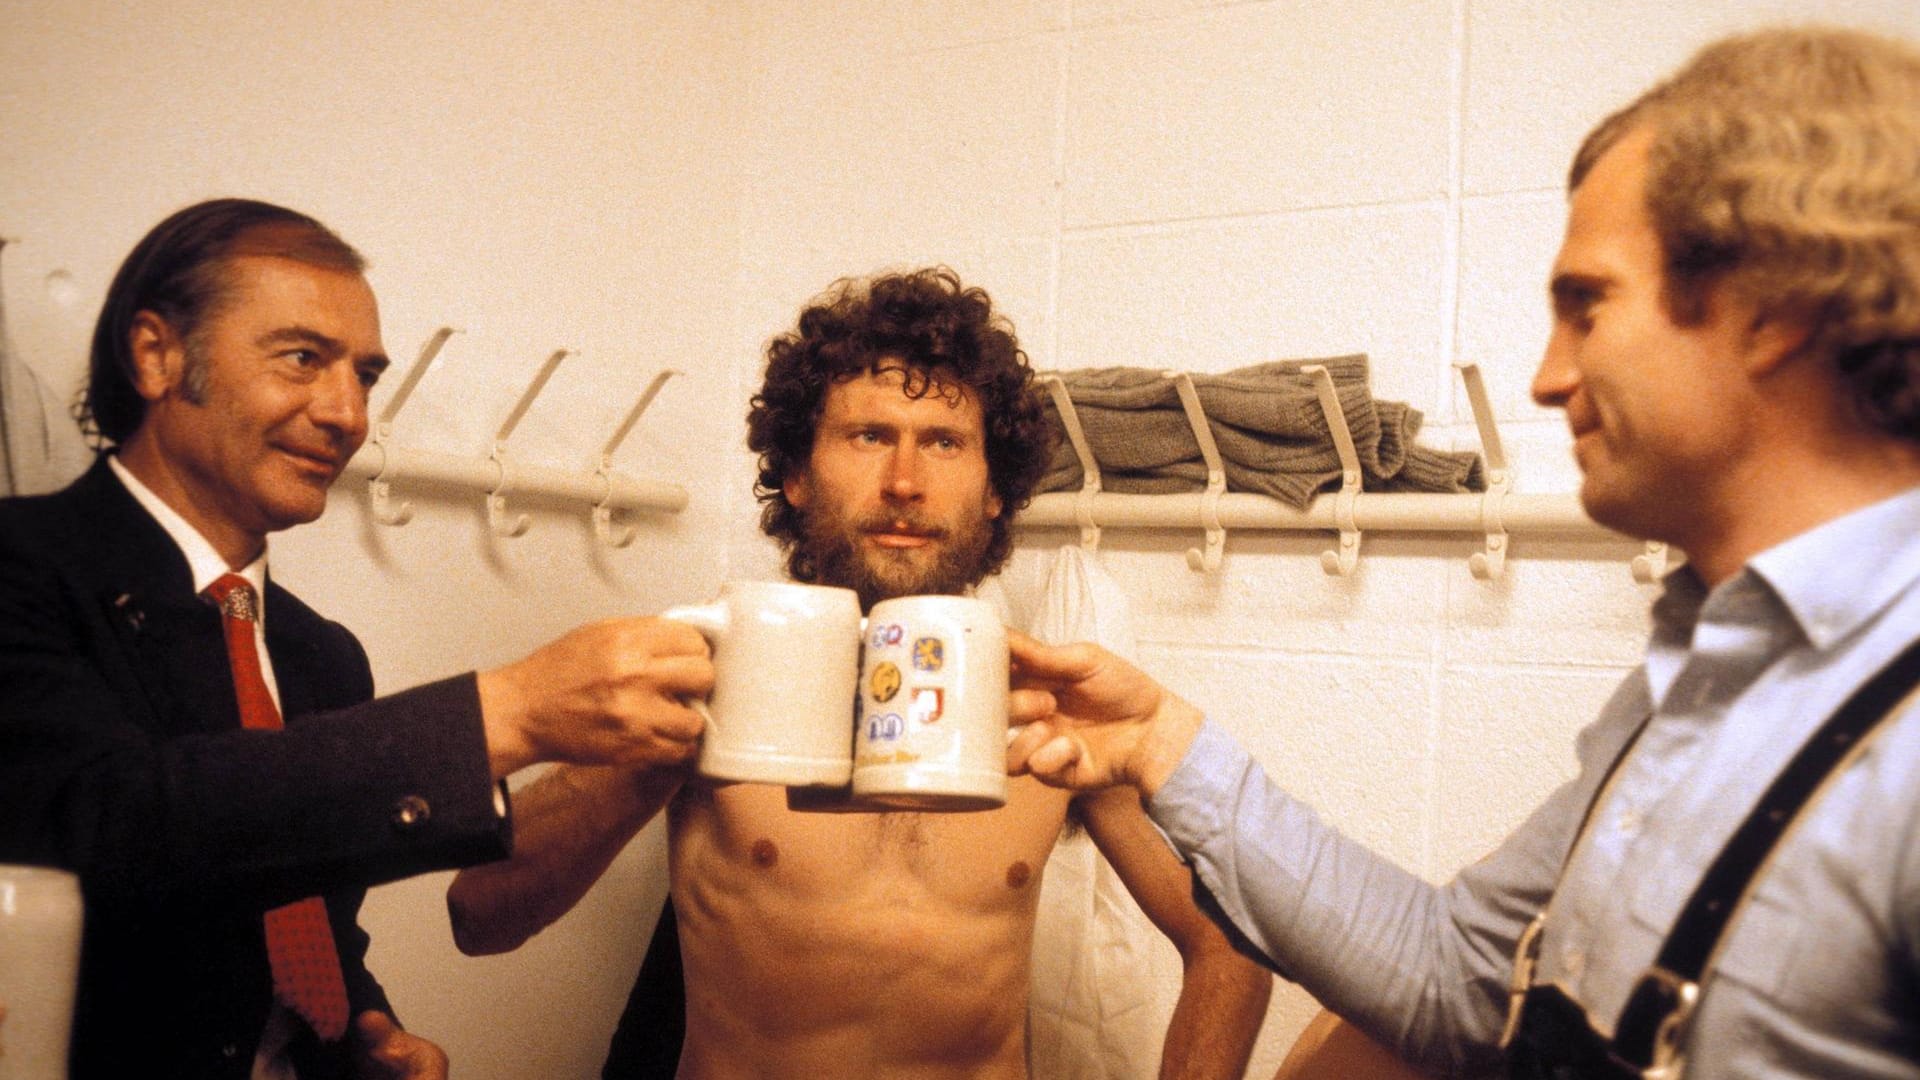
[662,581,864,786]
[851,595,1009,811]
[0,864,83,1080]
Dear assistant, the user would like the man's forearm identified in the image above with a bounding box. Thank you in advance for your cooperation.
[1158,929,1273,1079]
[446,764,680,954]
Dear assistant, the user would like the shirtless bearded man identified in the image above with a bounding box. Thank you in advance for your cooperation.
[448,268,1272,1078]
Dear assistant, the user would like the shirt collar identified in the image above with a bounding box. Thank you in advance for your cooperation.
[107,455,270,602]
[1743,484,1920,652]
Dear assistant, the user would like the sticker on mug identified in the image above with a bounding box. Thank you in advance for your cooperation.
[866,712,903,741]
[908,687,943,725]
[870,661,902,703]
[912,637,945,672]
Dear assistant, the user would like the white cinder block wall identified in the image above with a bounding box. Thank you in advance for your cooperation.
[4,2,1914,1077]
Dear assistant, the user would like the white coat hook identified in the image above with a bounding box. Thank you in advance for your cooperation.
[1631,540,1670,584]
[1303,365,1362,576]
[1455,362,1512,581]
[486,348,568,539]
[366,326,458,527]
[592,369,681,549]
[1164,371,1225,572]
[1041,375,1103,551]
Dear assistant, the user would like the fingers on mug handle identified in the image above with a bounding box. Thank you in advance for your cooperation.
[662,604,725,737]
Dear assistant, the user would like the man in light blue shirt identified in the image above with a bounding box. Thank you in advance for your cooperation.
[1007,25,1920,1079]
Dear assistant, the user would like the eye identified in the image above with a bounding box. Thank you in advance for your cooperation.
[356,363,385,390]
[1551,279,1602,334]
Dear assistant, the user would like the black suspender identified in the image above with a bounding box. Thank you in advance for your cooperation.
[1504,634,1920,1078]
[1611,634,1920,1068]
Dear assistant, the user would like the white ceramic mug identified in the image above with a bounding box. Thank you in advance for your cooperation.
[851,595,1010,810]
[664,581,863,786]
[0,864,83,1080]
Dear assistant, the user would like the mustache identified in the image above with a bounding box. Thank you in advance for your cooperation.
[857,510,947,539]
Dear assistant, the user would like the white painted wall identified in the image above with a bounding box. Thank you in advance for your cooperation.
[5,2,1915,1077]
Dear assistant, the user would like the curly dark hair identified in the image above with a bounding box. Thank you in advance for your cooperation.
[747,267,1054,584]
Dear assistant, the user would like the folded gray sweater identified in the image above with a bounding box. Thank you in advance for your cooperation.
[1037,356,1484,509]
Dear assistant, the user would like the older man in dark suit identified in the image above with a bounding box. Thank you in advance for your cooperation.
[0,199,714,1079]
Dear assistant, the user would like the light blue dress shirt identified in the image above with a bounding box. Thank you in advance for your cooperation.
[1149,485,1920,1078]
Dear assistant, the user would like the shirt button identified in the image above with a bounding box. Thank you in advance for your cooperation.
[1615,808,1642,837]
[391,795,432,830]
[222,1043,239,1059]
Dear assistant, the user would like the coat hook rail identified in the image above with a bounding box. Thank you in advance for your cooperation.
[593,369,683,549]
[1019,490,1623,540]
[1040,375,1103,552]
[1302,365,1362,576]
[366,326,460,527]
[1024,366,1650,583]
[487,349,569,538]
[1164,371,1226,572]
[341,332,688,534]
[1456,362,1512,580]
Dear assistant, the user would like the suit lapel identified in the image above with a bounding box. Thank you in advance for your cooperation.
[265,590,326,724]
[65,459,240,735]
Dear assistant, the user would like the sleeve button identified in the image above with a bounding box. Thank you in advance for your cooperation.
[390,795,432,830]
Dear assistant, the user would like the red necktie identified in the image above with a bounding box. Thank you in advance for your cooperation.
[207,573,351,1043]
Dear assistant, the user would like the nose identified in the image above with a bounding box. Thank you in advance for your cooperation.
[884,443,924,502]
[1531,327,1578,410]
[310,362,370,449]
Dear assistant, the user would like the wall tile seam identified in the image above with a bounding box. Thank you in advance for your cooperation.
[1436,0,1471,400]
[1065,0,1274,36]
[1139,642,1437,664]
[1419,624,1448,876]
[1059,193,1452,238]
[1461,184,1564,203]
[1438,660,1639,677]
[1141,641,1641,676]
[882,26,1073,61]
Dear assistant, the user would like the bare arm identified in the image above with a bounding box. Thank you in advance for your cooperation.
[446,764,683,955]
[1080,787,1272,1080]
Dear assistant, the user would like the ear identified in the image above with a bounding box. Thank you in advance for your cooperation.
[127,311,188,402]
[1743,311,1814,380]
[985,486,1003,522]
[783,470,811,511]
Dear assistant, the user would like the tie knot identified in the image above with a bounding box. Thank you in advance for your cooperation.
[207,573,260,623]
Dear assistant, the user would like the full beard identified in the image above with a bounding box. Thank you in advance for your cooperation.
[797,505,995,612]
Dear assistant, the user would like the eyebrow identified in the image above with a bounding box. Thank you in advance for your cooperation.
[1549,271,1609,305]
[256,325,391,373]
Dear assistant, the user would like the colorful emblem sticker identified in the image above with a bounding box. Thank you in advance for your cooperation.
[908,687,943,725]
[866,712,903,741]
[912,636,945,672]
[869,661,902,703]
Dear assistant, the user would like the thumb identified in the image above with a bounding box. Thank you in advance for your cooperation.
[355,1010,399,1040]
[354,1009,405,1058]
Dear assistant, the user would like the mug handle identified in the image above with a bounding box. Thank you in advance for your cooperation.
[662,602,726,736]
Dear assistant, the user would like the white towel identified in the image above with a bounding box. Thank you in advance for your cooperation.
[0,238,57,497]
[1023,546,1182,1079]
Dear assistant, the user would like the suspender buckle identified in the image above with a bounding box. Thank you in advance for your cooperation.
[1498,912,1548,1050]
[1615,965,1698,1077]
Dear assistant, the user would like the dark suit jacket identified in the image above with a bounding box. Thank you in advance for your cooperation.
[0,458,513,1079]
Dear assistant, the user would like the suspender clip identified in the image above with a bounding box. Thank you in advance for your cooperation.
[1616,965,1698,1077]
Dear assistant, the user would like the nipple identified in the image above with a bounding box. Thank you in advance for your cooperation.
[751,839,780,869]
[1005,861,1031,889]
